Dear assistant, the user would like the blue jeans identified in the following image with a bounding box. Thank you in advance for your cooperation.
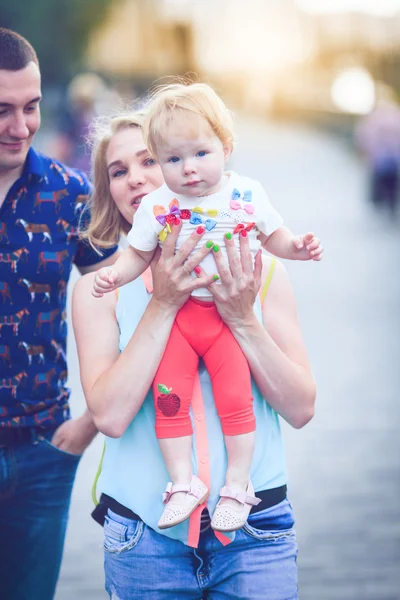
[104,498,298,599]
[0,427,80,600]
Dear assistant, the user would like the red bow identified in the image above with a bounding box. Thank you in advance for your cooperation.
[233,222,256,235]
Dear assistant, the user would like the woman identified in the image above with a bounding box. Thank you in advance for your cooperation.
[73,111,316,599]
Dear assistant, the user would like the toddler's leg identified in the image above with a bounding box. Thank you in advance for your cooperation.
[223,432,255,500]
[153,317,203,524]
[203,324,256,507]
[153,318,198,440]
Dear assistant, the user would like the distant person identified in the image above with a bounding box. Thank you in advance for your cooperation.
[52,73,108,173]
[356,94,400,216]
[92,82,323,532]
[0,28,118,600]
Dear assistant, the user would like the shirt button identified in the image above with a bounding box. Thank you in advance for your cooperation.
[200,457,208,464]
[196,415,203,421]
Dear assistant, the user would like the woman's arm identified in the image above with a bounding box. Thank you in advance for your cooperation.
[72,224,217,438]
[204,234,316,428]
[73,277,176,437]
[231,258,315,428]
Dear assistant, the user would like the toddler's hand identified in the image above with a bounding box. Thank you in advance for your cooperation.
[92,267,120,298]
[292,232,323,261]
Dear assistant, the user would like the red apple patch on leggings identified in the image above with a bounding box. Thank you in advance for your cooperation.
[157,384,181,417]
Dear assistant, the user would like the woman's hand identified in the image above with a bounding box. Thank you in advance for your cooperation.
[199,230,263,328]
[151,223,218,311]
[195,233,316,428]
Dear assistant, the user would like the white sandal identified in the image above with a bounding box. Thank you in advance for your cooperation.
[211,481,261,532]
[157,475,209,530]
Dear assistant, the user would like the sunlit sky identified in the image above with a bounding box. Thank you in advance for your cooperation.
[295,0,400,16]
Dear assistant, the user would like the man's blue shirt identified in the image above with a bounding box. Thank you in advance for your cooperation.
[0,148,117,428]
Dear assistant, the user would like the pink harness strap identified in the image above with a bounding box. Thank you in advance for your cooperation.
[187,374,231,548]
[141,268,153,294]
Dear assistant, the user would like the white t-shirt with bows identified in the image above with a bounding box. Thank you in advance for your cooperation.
[127,171,283,298]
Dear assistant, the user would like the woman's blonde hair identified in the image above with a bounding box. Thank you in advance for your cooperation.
[143,82,234,158]
[80,110,146,250]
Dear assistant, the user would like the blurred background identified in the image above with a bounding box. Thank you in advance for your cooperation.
[2,0,400,598]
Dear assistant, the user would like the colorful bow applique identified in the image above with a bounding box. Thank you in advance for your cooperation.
[243,190,252,202]
[153,199,181,241]
[189,212,217,231]
[192,207,219,217]
[153,201,220,238]
[189,213,202,226]
[230,188,255,214]
[188,206,219,231]
[154,200,180,226]
[233,222,256,235]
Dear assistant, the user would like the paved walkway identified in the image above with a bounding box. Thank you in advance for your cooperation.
[55,117,400,599]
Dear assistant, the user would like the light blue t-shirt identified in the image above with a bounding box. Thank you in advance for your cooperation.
[98,275,287,546]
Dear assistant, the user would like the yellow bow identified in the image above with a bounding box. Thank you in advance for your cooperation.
[192,207,218,217]
[158,223,172,242]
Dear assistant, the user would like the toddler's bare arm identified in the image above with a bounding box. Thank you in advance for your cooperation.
[92,246,154,297]
[260,227,323,261]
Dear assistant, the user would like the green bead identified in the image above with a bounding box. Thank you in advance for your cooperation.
[212,274,220,281]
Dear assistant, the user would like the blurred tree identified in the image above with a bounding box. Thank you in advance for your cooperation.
[1,0,117,84]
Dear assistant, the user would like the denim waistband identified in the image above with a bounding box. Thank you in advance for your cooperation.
[0,424,59,447]
[92,485,287,527]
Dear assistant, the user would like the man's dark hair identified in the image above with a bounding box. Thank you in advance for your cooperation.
[0,28,39,71]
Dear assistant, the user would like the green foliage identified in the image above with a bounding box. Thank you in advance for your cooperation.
[1,0,116,84]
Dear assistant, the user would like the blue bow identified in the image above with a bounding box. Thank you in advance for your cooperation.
[189,213,217,231]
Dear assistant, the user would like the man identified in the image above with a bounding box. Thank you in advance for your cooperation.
[0,29,118,600]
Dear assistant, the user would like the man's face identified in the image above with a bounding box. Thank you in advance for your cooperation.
[0,62,41,175]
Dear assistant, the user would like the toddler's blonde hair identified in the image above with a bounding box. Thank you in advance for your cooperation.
[143,82,234,158]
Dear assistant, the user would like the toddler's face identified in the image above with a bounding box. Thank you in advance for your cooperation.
[156,121,230,198]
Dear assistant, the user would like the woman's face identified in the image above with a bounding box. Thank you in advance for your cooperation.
[106,126,164,224]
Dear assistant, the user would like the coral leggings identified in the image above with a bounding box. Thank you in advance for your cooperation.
[153,297,255,439]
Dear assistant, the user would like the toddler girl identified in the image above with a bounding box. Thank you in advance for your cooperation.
[92,83,322,532]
